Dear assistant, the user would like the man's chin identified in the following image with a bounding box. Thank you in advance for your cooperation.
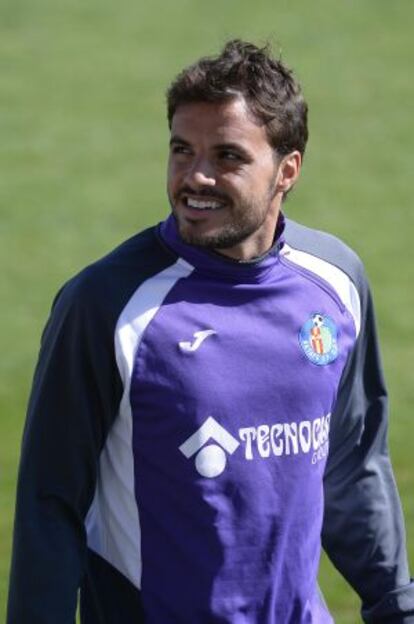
[178,227,218,249]
[177,222,246,251]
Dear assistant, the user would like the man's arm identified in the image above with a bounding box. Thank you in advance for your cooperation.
[283,216,414,621]
[7,274,122,624]
[322,276,414,623]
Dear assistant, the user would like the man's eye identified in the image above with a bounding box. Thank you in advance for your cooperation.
[219,150,242,161]
[171,145,191,155]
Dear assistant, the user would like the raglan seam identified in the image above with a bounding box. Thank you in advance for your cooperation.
[284,219,366,300]
[131,277,192,391]
[280,255,347,314]
[280,243,361,338]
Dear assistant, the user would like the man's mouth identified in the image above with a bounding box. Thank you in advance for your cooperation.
[182,196,226,211]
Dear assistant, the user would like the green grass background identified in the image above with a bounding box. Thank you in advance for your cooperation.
[1,0,413,621]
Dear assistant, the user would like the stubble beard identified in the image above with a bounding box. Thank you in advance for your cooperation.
[175,213,263,250]
[170,185,278,252]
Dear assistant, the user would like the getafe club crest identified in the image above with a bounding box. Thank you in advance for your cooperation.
[299,313,338,366]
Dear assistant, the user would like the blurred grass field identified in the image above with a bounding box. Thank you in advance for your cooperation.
[1,0,413,621]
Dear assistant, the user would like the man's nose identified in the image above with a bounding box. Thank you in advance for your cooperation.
[184,158,216,187]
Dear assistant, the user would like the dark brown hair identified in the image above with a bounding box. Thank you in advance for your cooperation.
[167,39,308,157]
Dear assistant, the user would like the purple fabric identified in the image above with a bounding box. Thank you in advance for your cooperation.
[129,216,356,623]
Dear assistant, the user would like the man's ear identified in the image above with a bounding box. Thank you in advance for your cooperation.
[276,151,302,194]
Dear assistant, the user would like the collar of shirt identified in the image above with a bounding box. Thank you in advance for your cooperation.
[158,213,286,283]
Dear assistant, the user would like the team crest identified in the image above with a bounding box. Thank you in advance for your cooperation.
[299,313,338,366]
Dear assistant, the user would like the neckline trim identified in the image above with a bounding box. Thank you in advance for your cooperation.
[158,214,285,282]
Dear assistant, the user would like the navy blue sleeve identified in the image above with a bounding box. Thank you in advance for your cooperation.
[322,271,414,623]
[6,275,123,624]
[6,227,175,624]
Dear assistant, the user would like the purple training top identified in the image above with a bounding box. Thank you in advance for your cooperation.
[10,213,414,624]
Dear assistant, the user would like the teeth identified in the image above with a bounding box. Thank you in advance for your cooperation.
[186,198,222,210]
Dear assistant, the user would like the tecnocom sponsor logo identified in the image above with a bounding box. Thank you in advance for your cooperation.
[179,414,330,478]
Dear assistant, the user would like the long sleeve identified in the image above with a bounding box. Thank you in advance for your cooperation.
[322,275,414,622]
[7,274,123,623]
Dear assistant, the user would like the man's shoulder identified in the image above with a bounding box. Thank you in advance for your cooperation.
[51,224,177,324]
[84,223,175,281]
[284,218,366,292]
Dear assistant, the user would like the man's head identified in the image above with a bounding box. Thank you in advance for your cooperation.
[167,39,308,159]
[166,40,308,260]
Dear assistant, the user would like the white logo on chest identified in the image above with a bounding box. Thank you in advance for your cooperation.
[179,414,331,478]
[179,417,240,478]
[178,329,216,353]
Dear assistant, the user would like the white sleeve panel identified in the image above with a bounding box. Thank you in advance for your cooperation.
[85,258,193,589]
[281,244,361,338]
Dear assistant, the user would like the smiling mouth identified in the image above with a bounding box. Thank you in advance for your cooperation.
[183,196,226,211]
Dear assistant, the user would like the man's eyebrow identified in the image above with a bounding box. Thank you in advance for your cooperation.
[169,135,190,146]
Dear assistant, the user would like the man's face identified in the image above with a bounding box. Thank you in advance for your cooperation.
[167,97,283,260]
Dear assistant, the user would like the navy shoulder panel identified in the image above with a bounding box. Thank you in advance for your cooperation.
[284,218,366,293]
[54,225,177,328]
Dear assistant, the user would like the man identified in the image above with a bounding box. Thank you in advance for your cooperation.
[7,40,414,623]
